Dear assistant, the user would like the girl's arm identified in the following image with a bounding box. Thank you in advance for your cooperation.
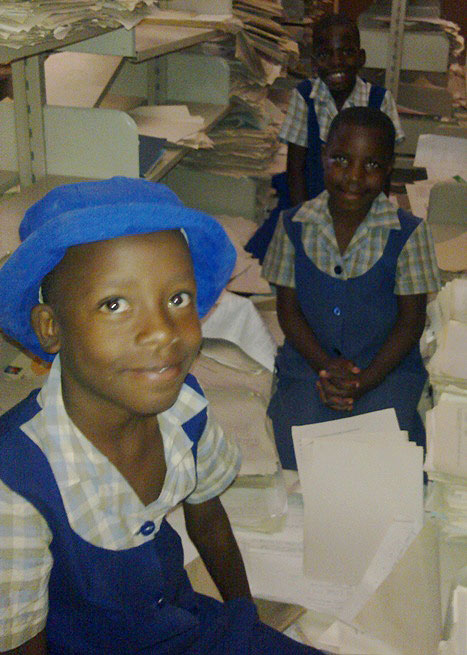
[1,630,48,655]
[286,143,308,206]
[355,293,427,397]
[183,496,252,602]
[276,284,333,372]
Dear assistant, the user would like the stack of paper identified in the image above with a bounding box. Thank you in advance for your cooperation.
[406,135,467,277]
[0,0,157,49]
[232,0,299,67]
[293,410,424,617]
[427,279,467,399]
[127,104,211,148]
[424,278,467,598]
[183,124,278,171]
[234,409,424,620]
[425,399,467,542]
[193,290,285,533]
[182,51,285,175]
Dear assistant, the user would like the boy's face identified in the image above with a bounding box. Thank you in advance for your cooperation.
[33,231,202,421]
[312,25,365,99]
[322,123,393,221]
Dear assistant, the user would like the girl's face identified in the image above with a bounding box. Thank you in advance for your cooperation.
[36,231,202,423]
[322,123,393,222]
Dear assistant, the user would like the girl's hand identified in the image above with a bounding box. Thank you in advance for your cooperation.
[317,358,360,410]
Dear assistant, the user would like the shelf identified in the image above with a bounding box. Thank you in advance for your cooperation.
[60,23,221,62]
[133,23,220,62]
[146,102,231,181]
[0,25,118,65]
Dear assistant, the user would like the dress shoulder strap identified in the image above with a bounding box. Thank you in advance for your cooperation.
[396,207,422,238]
[181,374,208,462]
[368,83,387,109]
[296,78,313,101]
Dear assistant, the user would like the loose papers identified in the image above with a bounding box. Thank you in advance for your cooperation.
[236,409,424,620]
[127,104,208,147]
[293,411,424,592]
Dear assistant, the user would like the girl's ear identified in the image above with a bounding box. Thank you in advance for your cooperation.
[30,304,61,354]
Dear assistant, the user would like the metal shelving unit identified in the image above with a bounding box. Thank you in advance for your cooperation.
[0,6,231,188]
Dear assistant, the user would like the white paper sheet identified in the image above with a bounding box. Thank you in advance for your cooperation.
[292,407,401,441]
[127,104,205,143]
[414,135,467,180]
[202,291,277,371]
[425,400,467,478]
[293,436,423,586]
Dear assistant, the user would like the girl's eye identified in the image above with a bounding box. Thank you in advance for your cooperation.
[99,298,130,314]
[331,155,349,167]
[169,291,192,309]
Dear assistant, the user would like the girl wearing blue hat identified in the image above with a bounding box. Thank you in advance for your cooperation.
[0,178,320,654]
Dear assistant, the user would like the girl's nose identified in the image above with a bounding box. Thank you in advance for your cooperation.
[136,306,178,350]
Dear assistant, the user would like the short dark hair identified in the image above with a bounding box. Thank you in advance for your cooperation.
[327,106,396,159]
[312,13,360,49]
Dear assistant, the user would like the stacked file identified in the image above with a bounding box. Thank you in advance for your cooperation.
[234,409,425,620]
[427,279,467,401]
[192,291,287,534]
[0,0,158,49]
[232,0,299,67]
[425,279,467,544]
[181,40,285,175]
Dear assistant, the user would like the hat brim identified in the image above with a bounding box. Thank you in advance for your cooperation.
[0,200,236,361]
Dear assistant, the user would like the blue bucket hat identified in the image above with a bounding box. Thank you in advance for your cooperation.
[0,177,236,361]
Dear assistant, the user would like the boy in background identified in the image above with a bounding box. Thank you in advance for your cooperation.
[246,12,404,262]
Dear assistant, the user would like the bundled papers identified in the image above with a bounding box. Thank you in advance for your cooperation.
[293,411,424,599]
[127,104,210,148]
[235,409,424,619]
[425,279,467,543]
[427,279,467,396]
[0,0,158,49]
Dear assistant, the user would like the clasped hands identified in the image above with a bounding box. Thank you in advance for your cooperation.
[316,357,372,411]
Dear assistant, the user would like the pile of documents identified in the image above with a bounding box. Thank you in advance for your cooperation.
[193,290,287,533]
[235,409,425,620]
[232,0,299,67]
[405,134,467,278]
[0,0,158,49]
[425,278,467,544]
[182,123,279,172]
[181,48,285,176]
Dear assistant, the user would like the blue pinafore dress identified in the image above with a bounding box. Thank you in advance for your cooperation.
[0,375,319,654]
[245,81,387,263]
[268,207,428,471]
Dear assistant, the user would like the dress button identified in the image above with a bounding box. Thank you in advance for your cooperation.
[334,265,343,275]
[333,306,341,316]
[139,520,155,536]
[157,596,165,608]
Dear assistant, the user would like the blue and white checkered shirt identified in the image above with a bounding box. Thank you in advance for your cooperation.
[0,356,241,650]
[279,76,405,146]
[262,191,441,296]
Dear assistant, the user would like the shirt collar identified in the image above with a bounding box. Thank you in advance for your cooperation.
[311,75,365,104]
[293,191,401,231]
[24,356,207,493]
